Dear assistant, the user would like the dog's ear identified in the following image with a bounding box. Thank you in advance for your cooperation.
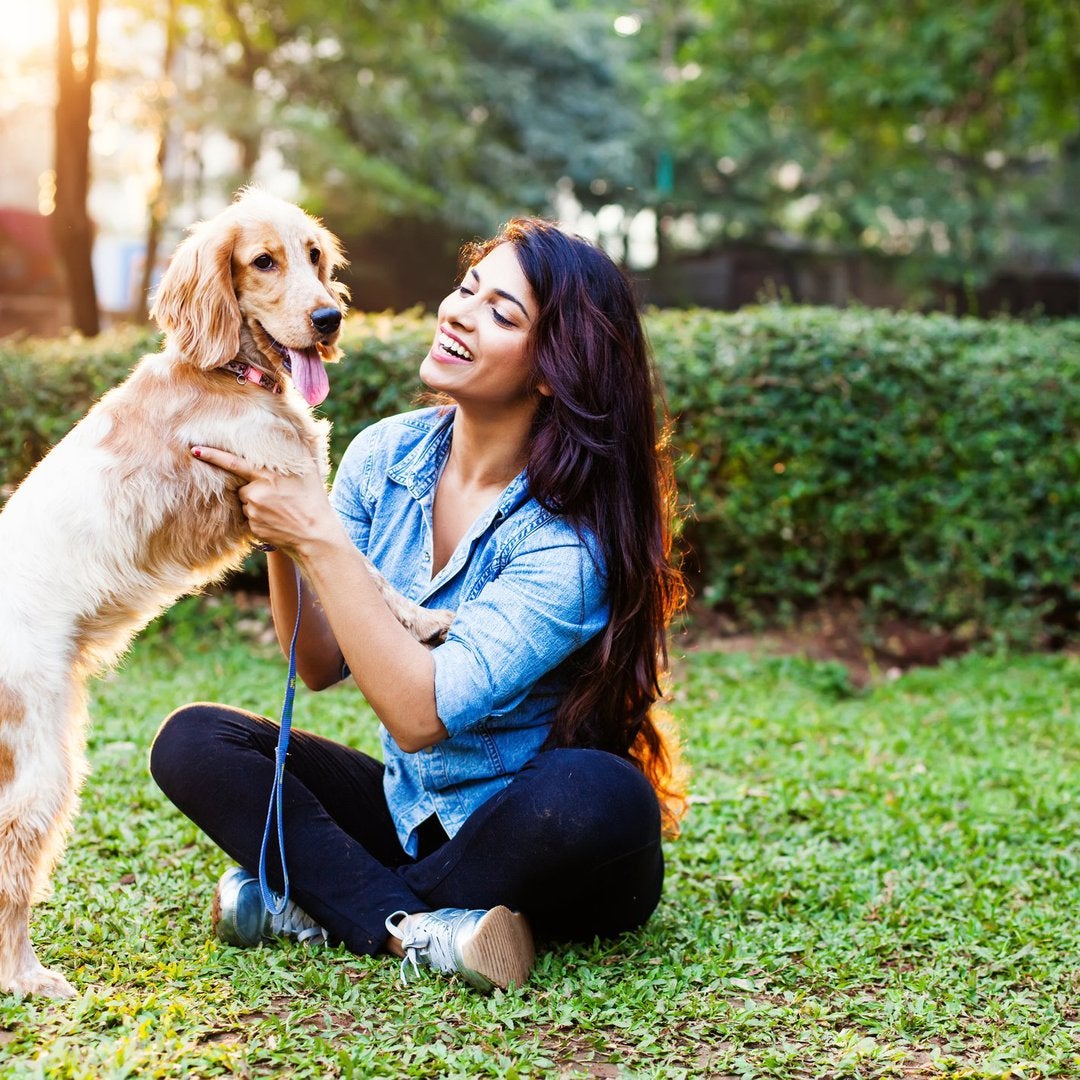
[316,224,351,310]
[150,219,241,368]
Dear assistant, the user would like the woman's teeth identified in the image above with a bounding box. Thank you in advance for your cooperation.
[439,333,473,361]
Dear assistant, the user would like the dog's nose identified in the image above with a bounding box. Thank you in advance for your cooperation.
[311,307,342,335]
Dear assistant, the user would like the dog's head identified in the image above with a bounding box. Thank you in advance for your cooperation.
[149,187,349,405]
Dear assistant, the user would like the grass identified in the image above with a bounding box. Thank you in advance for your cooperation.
[1,598,1077,1078]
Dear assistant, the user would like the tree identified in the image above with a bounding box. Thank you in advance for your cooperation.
[53,0,101,335]
[654,0,1080,290]
[145,0,652,306]
[134,0,180,320]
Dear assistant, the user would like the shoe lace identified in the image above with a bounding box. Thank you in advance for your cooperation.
[269,899,328,945]
[386,910,458,983]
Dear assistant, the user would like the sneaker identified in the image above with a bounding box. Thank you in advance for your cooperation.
[385,906,534,991]
[212,866,329,947]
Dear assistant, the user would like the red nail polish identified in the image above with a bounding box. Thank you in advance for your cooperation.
[192,447,202,458]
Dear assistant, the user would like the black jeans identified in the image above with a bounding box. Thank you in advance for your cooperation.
[149,703,665,956]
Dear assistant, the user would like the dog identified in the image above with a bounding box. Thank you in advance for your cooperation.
[0,188,449,998]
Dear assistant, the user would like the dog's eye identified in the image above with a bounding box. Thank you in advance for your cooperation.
[310,248,320,265]
[253,254,274,270]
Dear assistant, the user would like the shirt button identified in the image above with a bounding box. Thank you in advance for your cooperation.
[423,745,435,754]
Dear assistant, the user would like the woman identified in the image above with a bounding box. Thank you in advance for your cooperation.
[150,218,687,991]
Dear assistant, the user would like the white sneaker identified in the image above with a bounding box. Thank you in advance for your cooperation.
[385,906,534,991]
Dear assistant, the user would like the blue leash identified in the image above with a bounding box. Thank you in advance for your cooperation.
[258,563,303,915]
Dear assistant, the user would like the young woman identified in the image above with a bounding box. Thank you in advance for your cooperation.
[150,218,687,991]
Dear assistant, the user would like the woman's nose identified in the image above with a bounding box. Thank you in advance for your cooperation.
[444,291,476,326]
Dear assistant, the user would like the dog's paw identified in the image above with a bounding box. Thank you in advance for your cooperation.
[413,607,455,647]
[2,963,77,1000]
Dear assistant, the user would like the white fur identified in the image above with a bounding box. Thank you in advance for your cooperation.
[0,191,344,998]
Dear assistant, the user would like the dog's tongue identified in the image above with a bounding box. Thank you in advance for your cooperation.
[286,347,330,407]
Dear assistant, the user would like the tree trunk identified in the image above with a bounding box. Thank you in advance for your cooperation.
[222,0,265,178]
[52,0,101,336]
[135,0,179,321]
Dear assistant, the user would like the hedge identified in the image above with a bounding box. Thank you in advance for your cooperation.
[653,307,1080,646]
[3,307,1079,645]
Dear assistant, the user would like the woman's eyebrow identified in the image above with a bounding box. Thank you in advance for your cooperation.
[470,267,531,322]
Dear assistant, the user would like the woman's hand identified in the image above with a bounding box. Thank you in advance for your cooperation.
[191,443,444,749]
[191,445,335,556]
[192,442,347,687]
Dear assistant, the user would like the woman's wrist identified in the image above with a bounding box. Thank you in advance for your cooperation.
[290,514,355,571]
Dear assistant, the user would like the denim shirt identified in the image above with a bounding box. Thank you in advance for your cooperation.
[329,406,609,855]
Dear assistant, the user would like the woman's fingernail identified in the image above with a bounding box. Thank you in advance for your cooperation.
[192,447,202,457]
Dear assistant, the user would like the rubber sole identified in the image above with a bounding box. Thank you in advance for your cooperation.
[460,906,535,991]
[211,873,253,946]
[210,885,224,938]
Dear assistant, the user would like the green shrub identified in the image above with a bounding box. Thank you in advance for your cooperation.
[3,308,1078,645]
[0,326,160,490]
[651,306,1080,644]
[0,317,426,491]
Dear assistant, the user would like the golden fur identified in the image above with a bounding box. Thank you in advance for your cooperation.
[0,189,448,998]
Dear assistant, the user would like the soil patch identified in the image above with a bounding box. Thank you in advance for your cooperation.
[677,600,968,687]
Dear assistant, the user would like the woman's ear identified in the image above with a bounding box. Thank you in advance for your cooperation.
[149,219,241,368]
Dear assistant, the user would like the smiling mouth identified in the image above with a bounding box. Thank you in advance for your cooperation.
[438,332,473,362]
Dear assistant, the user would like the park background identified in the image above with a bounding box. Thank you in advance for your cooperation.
[1,1,1079,1077]
[2,0,1079,334]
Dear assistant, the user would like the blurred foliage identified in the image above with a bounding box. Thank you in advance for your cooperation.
[135,0,654,306]
[657,0,1080,290]
[5,310,1080,646]
[95,0,1080,302]
[159,1,648,229]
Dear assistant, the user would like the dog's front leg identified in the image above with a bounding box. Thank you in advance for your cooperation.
[360,555,454,646]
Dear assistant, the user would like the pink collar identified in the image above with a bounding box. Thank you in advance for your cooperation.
[222,360,282,394]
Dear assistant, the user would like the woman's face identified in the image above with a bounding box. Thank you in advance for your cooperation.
[420,242,545,412]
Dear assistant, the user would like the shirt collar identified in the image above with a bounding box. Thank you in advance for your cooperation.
[388,406,533,520]
[387,407,455,499]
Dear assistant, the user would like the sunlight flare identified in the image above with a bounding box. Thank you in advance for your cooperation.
[0,0,56,58]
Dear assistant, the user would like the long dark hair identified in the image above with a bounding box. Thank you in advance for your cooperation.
[462,218,689,828]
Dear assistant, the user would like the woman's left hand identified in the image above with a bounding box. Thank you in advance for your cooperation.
[191,445,335,555]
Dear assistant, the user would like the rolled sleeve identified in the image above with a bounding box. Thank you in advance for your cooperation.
[432,523,608,737]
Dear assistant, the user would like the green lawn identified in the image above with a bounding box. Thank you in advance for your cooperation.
[1,604,1077,1078]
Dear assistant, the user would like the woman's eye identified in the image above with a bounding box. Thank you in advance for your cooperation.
[253,254,274,270]
[458,284,474,297]
[492,309,513,327]
[310,248,320,265]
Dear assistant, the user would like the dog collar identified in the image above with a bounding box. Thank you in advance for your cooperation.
[222,360,282,394]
